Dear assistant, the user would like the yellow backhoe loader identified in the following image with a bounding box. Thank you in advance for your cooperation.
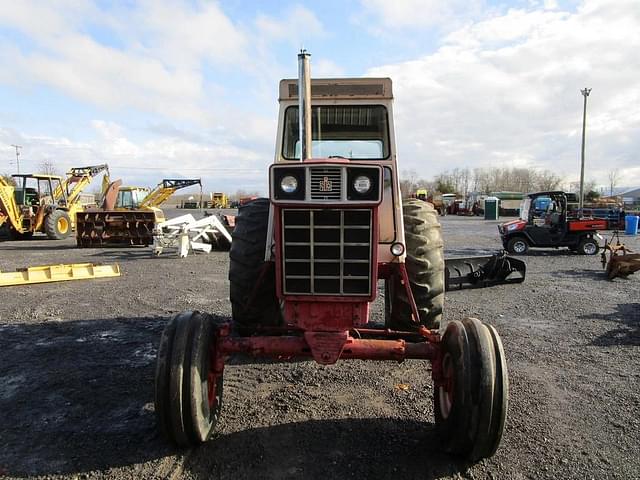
[212,192,229,209]
[0,164,109,240]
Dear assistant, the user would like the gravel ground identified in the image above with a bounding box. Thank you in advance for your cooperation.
[0,213,638,480]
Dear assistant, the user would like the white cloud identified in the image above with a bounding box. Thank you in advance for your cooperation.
[313,59,346,77]
[0,2,240,124]
[0,125,269,192]
[256,4,325,42]
[367,0,640,187]
[357,0,485,29]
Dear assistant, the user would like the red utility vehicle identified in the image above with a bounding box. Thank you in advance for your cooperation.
[154,52,508,461]
[499,191,605,255]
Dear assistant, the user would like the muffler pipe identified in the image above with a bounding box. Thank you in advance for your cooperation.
[298,49,312,161]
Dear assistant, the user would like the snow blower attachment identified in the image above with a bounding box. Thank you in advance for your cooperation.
[445,251,526,290]
[153,52,509,463]
[77,178,201,247]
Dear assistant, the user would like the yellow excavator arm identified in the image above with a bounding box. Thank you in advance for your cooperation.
[55,164,110,206]
[139,178,202,209]
[0,176,22,230]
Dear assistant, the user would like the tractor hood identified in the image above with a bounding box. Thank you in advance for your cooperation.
[498,219,526,234]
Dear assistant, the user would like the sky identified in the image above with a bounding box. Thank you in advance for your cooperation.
[0,0,638,195]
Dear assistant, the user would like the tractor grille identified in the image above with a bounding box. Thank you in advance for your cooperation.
[310,167,342,200]
[282,209,372,296]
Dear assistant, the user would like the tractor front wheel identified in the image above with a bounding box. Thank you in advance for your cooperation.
[434,318,508,461]
[44,210,71,240]
[154,311,224,447]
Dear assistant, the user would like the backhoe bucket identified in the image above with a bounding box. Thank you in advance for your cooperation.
[600,234,640,280]
[444,251,526,291]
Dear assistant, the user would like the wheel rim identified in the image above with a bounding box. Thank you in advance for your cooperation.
[583,242,597,255]
[513,240,526,253]
[206,344,222,415]
[57,217,69,234]
[438,352,454,420]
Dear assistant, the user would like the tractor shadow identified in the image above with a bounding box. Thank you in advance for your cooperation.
[0,315,472,479]
[0,316,171,477]
[519,249,577,257]
[582,303,640,347]
[549,268,605,280]
[0,242,78,250]
[88,248,156,262]
[184,418,469,480]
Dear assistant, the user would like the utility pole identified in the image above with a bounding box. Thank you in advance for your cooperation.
[10,144,22,173]
[578,88,591,213]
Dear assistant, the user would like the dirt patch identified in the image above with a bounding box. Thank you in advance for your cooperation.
[0,215,639,479]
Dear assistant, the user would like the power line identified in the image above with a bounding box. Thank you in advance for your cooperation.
[105,164,263,173]
[10,144,22,173]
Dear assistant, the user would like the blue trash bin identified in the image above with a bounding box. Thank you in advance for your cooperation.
[625,215,639,235]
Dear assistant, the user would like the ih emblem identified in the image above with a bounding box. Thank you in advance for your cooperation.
[319,176,332,192]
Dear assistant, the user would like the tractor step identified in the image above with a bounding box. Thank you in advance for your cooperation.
[444,251,526,290]
[0,262,120,286]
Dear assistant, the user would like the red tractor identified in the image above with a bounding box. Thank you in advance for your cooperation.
[154,52,508,461]
[500,191,606,255]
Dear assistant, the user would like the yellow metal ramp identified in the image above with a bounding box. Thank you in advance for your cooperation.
[0,263,120,286]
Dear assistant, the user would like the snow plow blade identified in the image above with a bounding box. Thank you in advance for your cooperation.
[445,251,526,291]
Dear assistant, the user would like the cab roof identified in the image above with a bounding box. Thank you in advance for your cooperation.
[12,174,63,180]
[279,78,393,101]
[526,191,566,198]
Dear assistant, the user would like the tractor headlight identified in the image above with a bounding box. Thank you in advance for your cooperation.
[390,242,405,256]
[280,175,298,194]
[353,175,372,194]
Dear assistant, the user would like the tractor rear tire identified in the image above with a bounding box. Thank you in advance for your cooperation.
[389,199,445,330]
[577,237,599,255]
[434,318,508,461]
[44,210,71,240]
[229,198,282,335]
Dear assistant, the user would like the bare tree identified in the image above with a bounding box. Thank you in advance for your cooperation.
[399,169,419,198]
[435,166,563,195]
[229,189,261,201]
[1,173,16,186]
[460,167,471,197]
[37,159,60,176]
[608,169,620,196]
[535,169,563,191]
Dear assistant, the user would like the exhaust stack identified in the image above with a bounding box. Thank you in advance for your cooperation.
[298,50,312,161]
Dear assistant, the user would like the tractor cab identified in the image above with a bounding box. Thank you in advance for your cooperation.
[500,190,605,255]
[115,187,150,209]
[11,174,67,224]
